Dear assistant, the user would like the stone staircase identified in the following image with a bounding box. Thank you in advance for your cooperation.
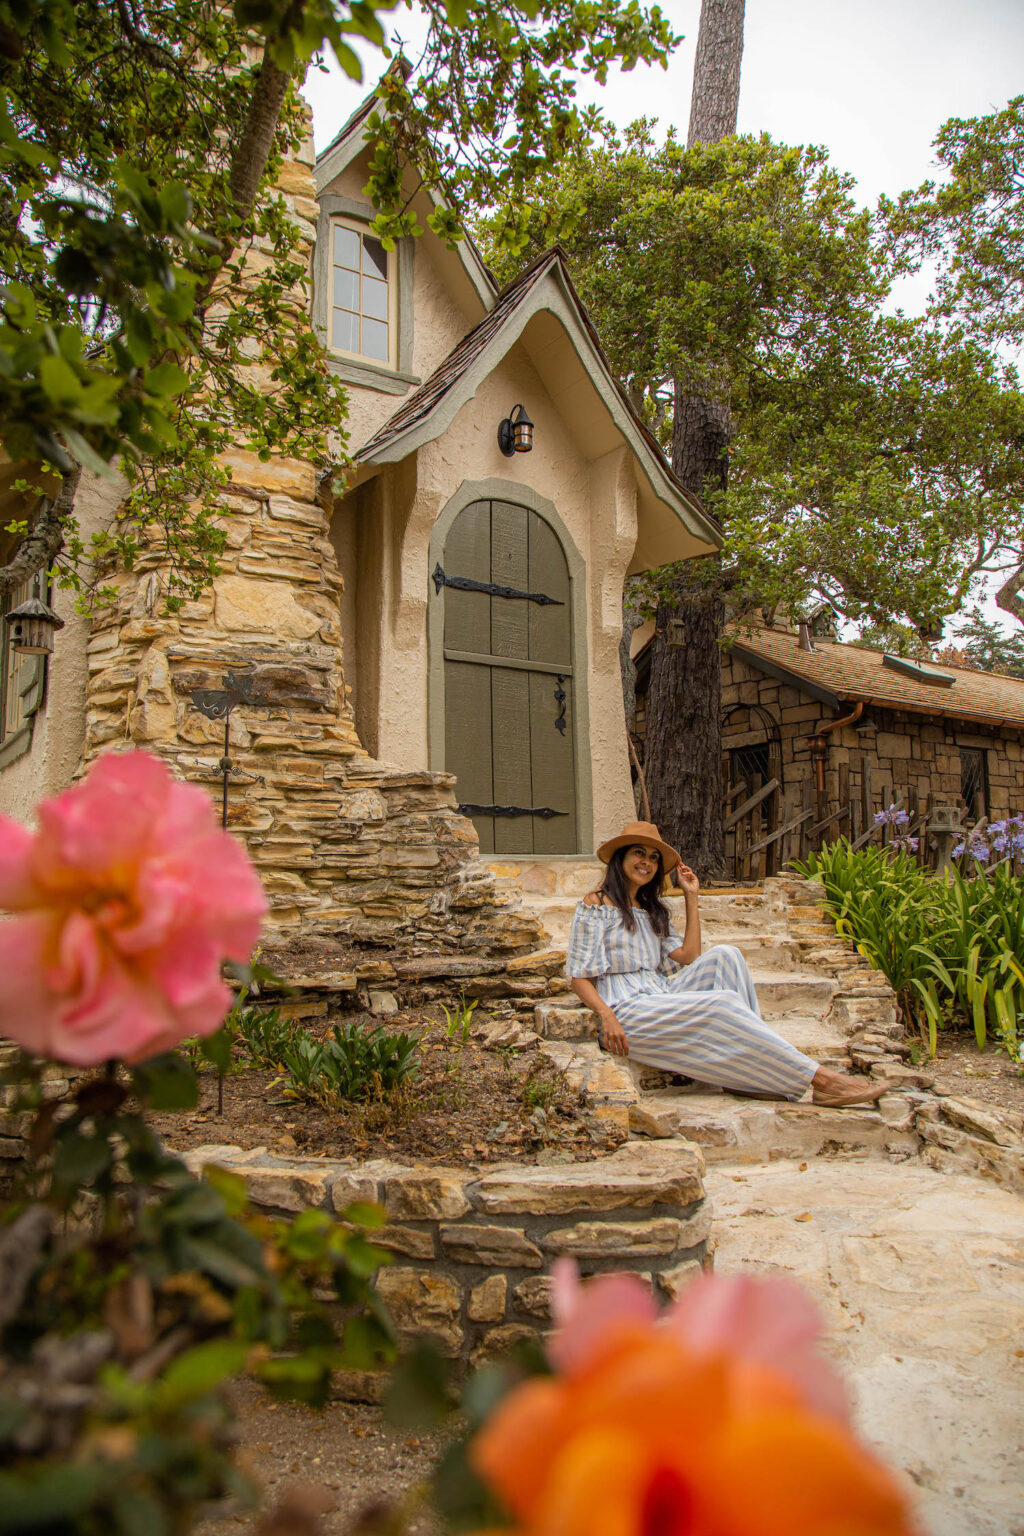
[484,859,924,1167]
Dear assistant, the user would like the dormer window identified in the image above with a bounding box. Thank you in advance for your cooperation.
[331,219,394,366]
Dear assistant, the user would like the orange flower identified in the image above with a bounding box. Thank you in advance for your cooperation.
[469,1264,917,1536]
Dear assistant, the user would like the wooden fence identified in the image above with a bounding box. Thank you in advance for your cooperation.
[723,767,971,883]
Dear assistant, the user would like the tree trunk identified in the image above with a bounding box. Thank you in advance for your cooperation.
[638,0,744,878]
[687,0,745,148]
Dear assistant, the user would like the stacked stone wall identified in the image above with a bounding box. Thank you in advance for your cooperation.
[78,137,545,970]
[180,1138,711,1372]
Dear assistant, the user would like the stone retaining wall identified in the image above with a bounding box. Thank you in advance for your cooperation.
[180,1138,711,1369]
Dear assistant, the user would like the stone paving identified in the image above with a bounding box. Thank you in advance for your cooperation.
[707,1158,1024,1536]
[493,860,1024,1536]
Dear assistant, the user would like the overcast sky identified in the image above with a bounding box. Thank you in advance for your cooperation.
[303,0,1023,206]
[301,1,1024,634]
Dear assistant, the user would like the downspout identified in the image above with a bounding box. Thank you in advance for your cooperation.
[807,702,864,832]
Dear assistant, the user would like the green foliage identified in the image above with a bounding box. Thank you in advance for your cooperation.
[273,1019,420,1109]
[935,607,1024,679]
[886,95,1024,346]
[235,1003,292,1068]
[848,622,934,660]
[479,117,1024,639]
[442,996,478,1048]
[1,0,679,608]
[792,842,1024,1059]
[0,1052,394,1534]
[440,995,477,1082]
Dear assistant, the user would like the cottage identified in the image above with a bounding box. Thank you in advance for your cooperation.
[0,88,718,955]
[631,618,1024,880]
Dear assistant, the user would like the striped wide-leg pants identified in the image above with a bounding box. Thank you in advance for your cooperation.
[614,944,817,1100]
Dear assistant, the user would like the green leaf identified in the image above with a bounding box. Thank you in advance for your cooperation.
[202,1163,249,1216]
[155,1339,249,1408]
[51,1129,113,1195]
[39,352,83,407]
[201,1027,233,1076]
[338,1199,386,1230]
[0,1466,109,1532]
[133,1052,199,1111]
[145,360,190,397]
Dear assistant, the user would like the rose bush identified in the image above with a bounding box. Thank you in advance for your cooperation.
[0,751,267,1065]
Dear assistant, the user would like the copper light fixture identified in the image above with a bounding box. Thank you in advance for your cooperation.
[497,403,534,457]
[5,595,64,654]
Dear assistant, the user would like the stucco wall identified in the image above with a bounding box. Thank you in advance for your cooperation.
[335,340,640,852]
[317,155,477,453]
[0,470,125,821]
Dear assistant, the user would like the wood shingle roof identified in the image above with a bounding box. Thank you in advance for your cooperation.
[733,627,1024,729]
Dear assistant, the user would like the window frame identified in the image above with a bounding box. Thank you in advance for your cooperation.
[313,195,416,395]
[959,744,989,822]
[328,216,398,369]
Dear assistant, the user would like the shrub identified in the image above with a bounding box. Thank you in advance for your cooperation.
[279,1020,420,1109]
[792,841,1024,1057]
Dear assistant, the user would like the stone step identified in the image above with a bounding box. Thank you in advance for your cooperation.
[751,971,838,1017]
[534,1000,850,1065]
[628,1089,920,1163]
[524,908,795,952]
[484,857,605,898]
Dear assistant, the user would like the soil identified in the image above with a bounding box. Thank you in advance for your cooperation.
[194,1380,448,1536]
[926,1032,1024,1114]
[153,1008,625,1166]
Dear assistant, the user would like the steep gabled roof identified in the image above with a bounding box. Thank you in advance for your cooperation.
[732,626,1024,729]
[355,248,721,558]
[315,73,497,314]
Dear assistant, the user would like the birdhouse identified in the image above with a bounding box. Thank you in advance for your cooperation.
[5,595,65,654]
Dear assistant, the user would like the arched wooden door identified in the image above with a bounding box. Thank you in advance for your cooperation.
[436,499,577,855]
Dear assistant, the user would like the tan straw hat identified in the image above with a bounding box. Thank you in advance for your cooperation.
[596,820,681,874]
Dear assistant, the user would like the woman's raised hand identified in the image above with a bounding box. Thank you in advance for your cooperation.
[600,1009,629,1057]
[677,863,700,896]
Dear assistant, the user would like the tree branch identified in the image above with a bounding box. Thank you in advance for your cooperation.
[996,564,1024,625]
[0,465,81,596]
[227,50,291,228]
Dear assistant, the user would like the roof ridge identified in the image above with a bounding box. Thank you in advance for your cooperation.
[352,244,715,537]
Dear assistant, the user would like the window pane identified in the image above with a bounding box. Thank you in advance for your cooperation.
[362,235,387,278]
[361,317,389,362]
[362,275,388,321]
[333,267,359,309]
[333,225,360,270]
[333,307,359,352]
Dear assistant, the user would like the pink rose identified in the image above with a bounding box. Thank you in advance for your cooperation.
[0,751,267,1066]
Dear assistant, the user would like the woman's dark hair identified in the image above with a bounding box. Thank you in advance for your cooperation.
[595,846,670,936]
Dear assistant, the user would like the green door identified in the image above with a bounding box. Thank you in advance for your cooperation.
[438,500,577,855]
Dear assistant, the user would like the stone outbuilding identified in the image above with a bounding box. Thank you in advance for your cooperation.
[0,87,719,964]
[632,619,1024,879]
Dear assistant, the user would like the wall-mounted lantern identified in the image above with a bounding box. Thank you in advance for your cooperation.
[497,403,534,457]
[5,595,65,654]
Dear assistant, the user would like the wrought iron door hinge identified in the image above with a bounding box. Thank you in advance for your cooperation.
[458,803,568,819]
[433,563,564,607]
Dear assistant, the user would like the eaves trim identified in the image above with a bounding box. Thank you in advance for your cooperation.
[359,261,720,551]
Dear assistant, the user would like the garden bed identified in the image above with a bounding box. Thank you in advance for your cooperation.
[152,1007,625,1166]
[926,1035,1024,1112]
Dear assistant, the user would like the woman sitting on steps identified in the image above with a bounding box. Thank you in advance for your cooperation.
[566,821,887,1109]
